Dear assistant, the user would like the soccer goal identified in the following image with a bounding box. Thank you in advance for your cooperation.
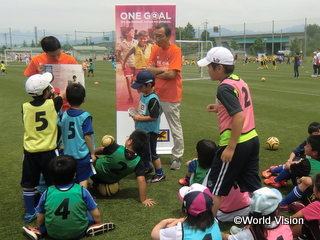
[176,40,213,80]
[4,49,34,65]
[233,50,247,63]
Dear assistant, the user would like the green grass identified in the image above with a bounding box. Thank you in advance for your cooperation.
[1,60,319,239]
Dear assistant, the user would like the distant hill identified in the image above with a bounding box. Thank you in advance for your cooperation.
[1,25,305,47]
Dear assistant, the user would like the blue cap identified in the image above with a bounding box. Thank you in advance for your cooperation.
[131,70,155,89]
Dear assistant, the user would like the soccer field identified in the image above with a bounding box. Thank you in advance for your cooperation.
[1,60,319,239]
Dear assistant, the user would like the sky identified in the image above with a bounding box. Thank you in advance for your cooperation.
[2,0,320,40]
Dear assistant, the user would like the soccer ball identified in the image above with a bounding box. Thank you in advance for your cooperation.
[98,182,119,197]
[101,135,115,147]
[266,137,280,150]
[261,77,266,82]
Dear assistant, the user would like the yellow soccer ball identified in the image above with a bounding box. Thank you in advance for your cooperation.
[266,137,280,150]
[98,182,119,197]
[101,135,115,147]
[261,77,266,82]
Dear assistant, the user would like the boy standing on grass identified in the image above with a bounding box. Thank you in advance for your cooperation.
[130,70,166,183]
[1,60,7,75]
[87,58,94,77]
[197,46,261,216]
[22,155,115,240]
[21,72,63,223]
[59,83,96,189]
[92,129,156,206]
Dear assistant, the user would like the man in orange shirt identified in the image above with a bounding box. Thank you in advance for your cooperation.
[24,36,78,77]
[24,36,78,112]
[147,23,184,170]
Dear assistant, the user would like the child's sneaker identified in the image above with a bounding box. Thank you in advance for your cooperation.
[86,223,115,237]
[147,174,166,183]
[264,176,287,188]
[290,201,305,212]
[279,203,291,213]
[178,178,189,186]
[22,226,42,240]
[24,210,38,223]
[261,165,278,178]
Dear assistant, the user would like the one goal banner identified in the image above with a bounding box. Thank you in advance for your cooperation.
[115,4,176,153]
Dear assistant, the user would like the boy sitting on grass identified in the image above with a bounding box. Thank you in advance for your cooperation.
[23,155,115,240]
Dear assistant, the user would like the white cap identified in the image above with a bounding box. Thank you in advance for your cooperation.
[197,46,234,67]
[25,72,54,96]
[249,187,282,215]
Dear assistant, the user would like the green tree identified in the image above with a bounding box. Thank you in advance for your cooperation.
[306,24,320,55]
[176,27,184,40]
[306,24,320,39]
[208,37,216,47]
[0,45,6,54]
[250,37,264,54]
[183,22,196,40]
[290,37,301,54]
[230,39,240,51]
[22,40,28,47]
[63,43,72,51]
[30,40,35,47]
[200,30,210,41]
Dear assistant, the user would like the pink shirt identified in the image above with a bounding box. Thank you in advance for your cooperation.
[301,200,320,223]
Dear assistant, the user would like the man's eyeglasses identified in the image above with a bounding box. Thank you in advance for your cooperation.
[153,34,166,39]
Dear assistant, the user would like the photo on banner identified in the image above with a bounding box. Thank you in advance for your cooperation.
[115,4,176,154]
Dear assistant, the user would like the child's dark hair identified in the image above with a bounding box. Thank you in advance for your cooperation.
[129,129,149,155]
[137,30,149,38]
[41,36,61,52]
[307,135,320,156]
[209,62,235,74]
[145,79,155,88]
[183,209,214,232]
[250,210,277,240]
[66,83,85,106]
[196,139,217,169]
[314,173,320,193]
[308,122,320,134]
[49,155,77,185]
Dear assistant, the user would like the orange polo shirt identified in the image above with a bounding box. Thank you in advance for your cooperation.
[148,44,182,103]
